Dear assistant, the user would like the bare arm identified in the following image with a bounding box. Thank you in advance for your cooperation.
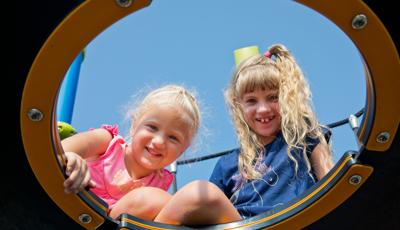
[61,128,113,160]
[310,140,334,181]
[61,128,112,193]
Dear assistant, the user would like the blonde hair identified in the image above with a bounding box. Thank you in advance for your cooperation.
[130,84,201,140]
[225,44,330,181]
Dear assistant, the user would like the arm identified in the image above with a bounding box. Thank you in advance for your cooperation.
[62,128,112,193]
[61,128,113,160]
[310,140,334,181]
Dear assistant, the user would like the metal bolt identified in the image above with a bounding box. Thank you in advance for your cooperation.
[27,108,43,121]
[376,132,390,143]
[349,174,362,185]
[352,14,368,30]
[115,0,132,8]
[349,175,362,185]
[78,213,92,224]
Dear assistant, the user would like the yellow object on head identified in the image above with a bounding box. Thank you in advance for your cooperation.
[233,45,260,67]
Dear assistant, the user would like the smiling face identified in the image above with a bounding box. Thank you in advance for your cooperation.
[240,88,281,145]
[127,105,192,177]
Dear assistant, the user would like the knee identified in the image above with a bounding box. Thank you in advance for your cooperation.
[178,180,227,207]
[110,187,172,219]
[131,187,171,210]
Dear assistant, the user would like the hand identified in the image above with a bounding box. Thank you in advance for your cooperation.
[63,152,96,194]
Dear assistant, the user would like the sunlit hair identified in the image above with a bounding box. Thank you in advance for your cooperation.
[130,84,201,141]
[225,44,331,181]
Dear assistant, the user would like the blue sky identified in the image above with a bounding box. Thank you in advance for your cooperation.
[59,0,365,190]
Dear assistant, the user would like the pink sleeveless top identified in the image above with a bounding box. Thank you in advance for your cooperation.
[87,124,173,208]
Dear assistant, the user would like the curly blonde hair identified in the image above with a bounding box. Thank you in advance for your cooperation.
[225,44,330,181]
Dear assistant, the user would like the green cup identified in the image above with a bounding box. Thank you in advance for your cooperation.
[233,45,260,67]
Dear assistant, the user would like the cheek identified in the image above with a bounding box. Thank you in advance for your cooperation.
[170,142,189,158]
[172,151,184,160]
[131,129,149,144]
[272,102,280,111]
[242,107,254,122]
[272,104,281,117]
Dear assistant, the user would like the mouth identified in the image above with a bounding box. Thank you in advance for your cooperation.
[256,117,273,124]
[146,147,163,157]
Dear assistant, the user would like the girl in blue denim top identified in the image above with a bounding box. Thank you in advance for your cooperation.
[209,44,334,218]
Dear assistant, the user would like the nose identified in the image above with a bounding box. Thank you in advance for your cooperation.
[152,134,166,149]
[257,101,271,113]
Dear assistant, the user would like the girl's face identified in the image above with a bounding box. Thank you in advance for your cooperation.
[128,105,192,172]
[240,88,281,145]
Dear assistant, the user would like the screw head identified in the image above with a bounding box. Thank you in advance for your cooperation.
[349,174,362,185]
[78,213,92,224]
[352,14,368,29]
[27,108,43,121]
[376,132,390,143]
[116,0,132,8]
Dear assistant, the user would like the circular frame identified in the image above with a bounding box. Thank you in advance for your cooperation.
[20,0,399,229]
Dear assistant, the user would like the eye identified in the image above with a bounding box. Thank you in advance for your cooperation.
[245,98,257,104]
[145,124,158,132]
[168,135,180,143]
[269,95,278,102]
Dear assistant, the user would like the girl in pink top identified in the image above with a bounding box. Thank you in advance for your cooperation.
[86,124,174,209]
[62,85,201,220]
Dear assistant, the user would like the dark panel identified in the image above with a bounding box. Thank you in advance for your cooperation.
[308,1,399,229]
[363,0,399,52]
[308,127,400,229]
[9,1,85,229]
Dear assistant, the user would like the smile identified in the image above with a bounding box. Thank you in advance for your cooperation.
[256,117,272,123]
[146,147,163,157]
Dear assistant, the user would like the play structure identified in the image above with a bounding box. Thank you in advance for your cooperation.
[13,0,399,229]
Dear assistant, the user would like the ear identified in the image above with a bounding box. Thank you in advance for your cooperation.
[235,98,244,109]
[230,95,240,107]
[130,119,137,136]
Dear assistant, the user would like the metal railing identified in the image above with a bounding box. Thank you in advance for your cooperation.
[176,108,365,165]
[169,107,365,193]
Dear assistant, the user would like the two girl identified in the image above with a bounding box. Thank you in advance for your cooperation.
[63,43,334,224]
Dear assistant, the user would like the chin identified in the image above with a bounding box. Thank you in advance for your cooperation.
[257,130,275,137]
[140,159,161,170]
